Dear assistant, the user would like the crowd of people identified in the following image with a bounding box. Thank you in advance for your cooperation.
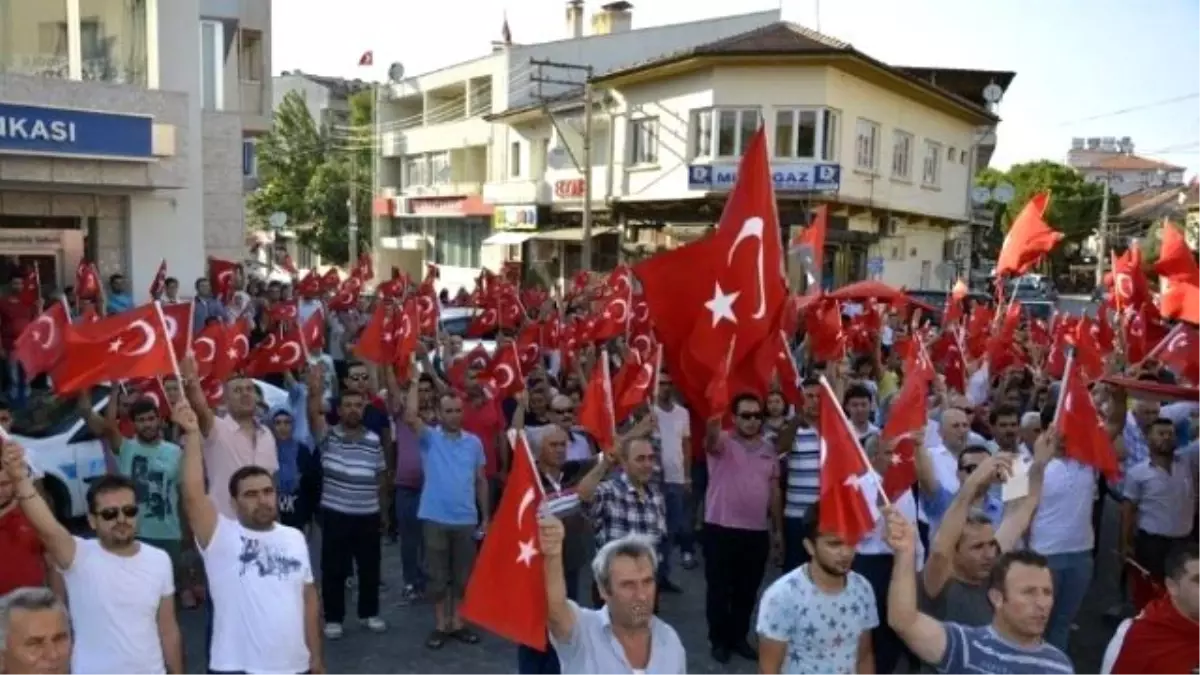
[0,259,1197,675]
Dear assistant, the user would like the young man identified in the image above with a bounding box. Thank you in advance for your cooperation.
[1102,541,1199,674]
[2,442,181,674]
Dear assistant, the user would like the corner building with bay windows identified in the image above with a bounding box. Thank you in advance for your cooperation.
[0,0,272,298]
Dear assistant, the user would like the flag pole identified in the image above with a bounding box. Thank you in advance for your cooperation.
[153,301,184,386]
[818,374,892,506]
[651,343,663,396]
[1051,353,1074,429]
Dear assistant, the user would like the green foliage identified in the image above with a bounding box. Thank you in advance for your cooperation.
[247,89,372,264]
[974,160,1121,270]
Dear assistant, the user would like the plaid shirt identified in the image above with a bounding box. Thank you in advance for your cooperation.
[587,473,666,549]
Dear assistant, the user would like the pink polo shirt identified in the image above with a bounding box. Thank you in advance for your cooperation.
[704,431,778,531]
[203,414,278,518]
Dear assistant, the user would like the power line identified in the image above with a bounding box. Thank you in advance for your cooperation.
[1054,93,1200,127]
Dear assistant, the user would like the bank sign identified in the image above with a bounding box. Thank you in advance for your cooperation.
[0,102,154,161]
[688,162,841,192]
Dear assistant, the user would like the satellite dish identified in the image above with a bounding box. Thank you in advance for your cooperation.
[971,186,992,205]
[387,62,405,83]
[982,83,1003,104]
[993,183,1016,204]
[268,212,287,229]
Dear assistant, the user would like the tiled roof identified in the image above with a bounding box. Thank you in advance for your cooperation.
[1118,184,1189,219]
[591,22,997,121]
[1089,154,1185,172]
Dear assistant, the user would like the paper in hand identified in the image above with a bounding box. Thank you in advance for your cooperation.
[1001,455,1032,501]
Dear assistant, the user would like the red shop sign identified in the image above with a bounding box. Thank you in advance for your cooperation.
[554,179,585,198]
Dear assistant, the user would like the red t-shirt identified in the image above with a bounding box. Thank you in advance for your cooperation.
[462,397,505,478]
[0,507,47,595]
[0,296,35,349]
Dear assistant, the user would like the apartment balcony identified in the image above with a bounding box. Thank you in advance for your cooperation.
[402,181,484,198]
[239,80,270,133]
[382,117,493,157]
[483,180,552,205]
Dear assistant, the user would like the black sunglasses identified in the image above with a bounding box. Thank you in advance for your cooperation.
[96,505,139,521]
[738,412,764,421]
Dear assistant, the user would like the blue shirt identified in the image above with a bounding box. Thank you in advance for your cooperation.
[193,296,228,326]
[106,293,133,315]
[417,426,484,526]
[937,623,1073,674]
[117,438,183,541]
[923,486,1004,529]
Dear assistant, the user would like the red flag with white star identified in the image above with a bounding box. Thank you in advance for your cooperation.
[459,430,546,650]
[816,377,878,545]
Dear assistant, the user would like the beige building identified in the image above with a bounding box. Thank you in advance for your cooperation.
[0,0,271,296]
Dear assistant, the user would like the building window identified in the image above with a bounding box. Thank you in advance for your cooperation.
[690,109,712,158]
[429,152,451,184]
[242,139,257,177]
[891,130,913,180]
[200,20,224,110]
[774,108,840,161]
[509,141,522,178]
[433,219,488,269]
[629,117,658,165]
[854,118,880,172]
[78,0,148,85]
[239,29,263,82]
[709,108,760,159]
[404,155,427,187]
[1,0,70,78]
[922,140,942,186]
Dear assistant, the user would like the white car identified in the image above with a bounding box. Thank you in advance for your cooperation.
[438,306,497,355]
[12,380,289,522]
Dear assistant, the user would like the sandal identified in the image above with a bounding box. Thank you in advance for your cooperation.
[425,630,448,650]
[448,627,480,644]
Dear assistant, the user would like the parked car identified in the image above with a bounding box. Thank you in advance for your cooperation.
[12,379,288,522]
[1017,299,1055,323]
[438,306,497,355]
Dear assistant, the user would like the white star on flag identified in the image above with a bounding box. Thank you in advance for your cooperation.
[108,338,123,353]
[516,539,539,567]
[704,282,740,327]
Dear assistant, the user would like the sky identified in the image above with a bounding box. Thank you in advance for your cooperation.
[273,0,1200,177]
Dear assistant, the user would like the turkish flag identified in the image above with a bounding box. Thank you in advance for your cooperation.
[1155,224,1200,323]
[805,297,846,362]
[208,258,239,303]
[75,260,100,300]
[995,192,1063,276]
[326,283,360,313]
[160,301,194,359]
[577,353,615,453]
[18,266,41,306]
[354,302,395,365]
[615,347,658,422]
[880,346,933,500]
[53,303,176,394]
[149,259,168,299]
[1110,244,1148,312]
[459,430,546,649]
[320,268,343,293]
[1067,317,1106,381]
[816,378,877,545]
[199,376,226,408]
[1056,356,1120,481]
[127,377,172,419]
[14,299,71,378]
[296,270,322,299]
[1146,323,1199,385]
[1123,308,1150,365]
[484,342,524,399]
[592,294,631,343]
[246,326,305,377]
[352,253,374,282]
[301,310,326,354]
[267,300,300,325]
[191,321,230,380]
[790,205,827,293]
[515,323,542,374]
[467,305,499,338]
[943,279,969,325]
[416,284,440,337]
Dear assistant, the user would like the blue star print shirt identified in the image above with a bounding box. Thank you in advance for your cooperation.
[755,564,878,674]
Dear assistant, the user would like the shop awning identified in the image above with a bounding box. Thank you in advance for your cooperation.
[530,226,618,242]
[483,231,535,246]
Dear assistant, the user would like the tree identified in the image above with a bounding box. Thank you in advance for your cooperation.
[247,89,373,264]
[974,160,1121,273]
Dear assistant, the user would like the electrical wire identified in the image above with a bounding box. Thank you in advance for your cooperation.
[1054,93,1200,127]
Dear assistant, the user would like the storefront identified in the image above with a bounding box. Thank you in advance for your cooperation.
[0,91,199,296]
[382,194,493,292]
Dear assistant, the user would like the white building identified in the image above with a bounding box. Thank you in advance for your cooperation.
[372,3,1013,292]
[1068,136,1186,197]
[0,0,271,297]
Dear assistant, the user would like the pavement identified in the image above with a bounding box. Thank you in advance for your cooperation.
[174,498,1128,674]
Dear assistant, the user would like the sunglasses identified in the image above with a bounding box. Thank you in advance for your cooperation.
[96,505,139,521]
[959,463,980,474]
[347,373,370,381]
[738,412,764,421]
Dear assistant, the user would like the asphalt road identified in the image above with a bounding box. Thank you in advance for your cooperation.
[172,497,1126,674]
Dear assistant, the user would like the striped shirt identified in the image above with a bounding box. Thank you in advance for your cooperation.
[937,623,1073,674]
[319,426,385,515]
[784,426,821,519]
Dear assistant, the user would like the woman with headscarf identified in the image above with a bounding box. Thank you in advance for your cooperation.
[270,406,321,531]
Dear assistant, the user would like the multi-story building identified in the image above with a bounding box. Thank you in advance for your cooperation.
[1068,136,1186,197]
[272,71,370,136]
[373,4,1013,292]
[0,0,271,296]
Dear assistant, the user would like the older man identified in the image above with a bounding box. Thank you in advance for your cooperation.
[0,587,71,674]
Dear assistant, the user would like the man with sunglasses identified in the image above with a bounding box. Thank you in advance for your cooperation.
[702,393,783,665]
[2,442,182,674]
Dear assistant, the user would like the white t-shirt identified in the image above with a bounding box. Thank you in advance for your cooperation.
[1029,458,1097,555]
[202,515,313,674]
[653,403,690,485]
[62,538,173,674]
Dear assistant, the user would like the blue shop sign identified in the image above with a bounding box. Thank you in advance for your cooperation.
[688,162,840,192]
[0,102,153,160]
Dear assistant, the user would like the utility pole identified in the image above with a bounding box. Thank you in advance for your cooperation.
[348,159,359,264]
[1095,173,1111,287]
[529,58,596,270]
[370,81,381,273]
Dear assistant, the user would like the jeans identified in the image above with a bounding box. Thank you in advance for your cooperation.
[6,358,27,408]
[658,483,691,580]
[782,516,812,571]
[704,523,768,649]
[1045,550,1093,652]
[516,568,580,674]
[394,486,426,591]
[689,462,708,554]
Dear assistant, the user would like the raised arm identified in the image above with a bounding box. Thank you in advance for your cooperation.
[174,404,217,548]
[305,364,328,442]
[996,429,1052,551]
[884,506,948,667]
[179,355,215,437]
[77,390,124,452]
[924,454,1010,598]
[539,516,577,642]
[2,441,76,569]
[402,366,423,434]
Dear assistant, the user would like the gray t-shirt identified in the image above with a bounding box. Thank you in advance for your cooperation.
[919,576,993,626]
[937,623,1074,674]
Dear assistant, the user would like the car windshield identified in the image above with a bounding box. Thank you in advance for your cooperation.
[1021,302,1054,322]
[440,314,497,341]
[11,385,110,439]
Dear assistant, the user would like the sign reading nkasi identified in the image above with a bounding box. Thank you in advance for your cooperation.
[0,102,154,160]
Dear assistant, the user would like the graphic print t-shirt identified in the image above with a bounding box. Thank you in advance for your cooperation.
[118,439,183,541]
[201,516,312,674]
